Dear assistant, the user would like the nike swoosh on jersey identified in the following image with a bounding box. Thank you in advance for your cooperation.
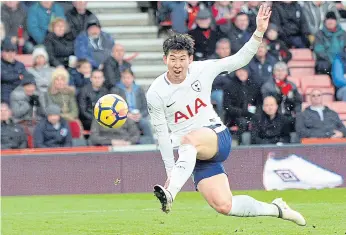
[166,102,176,108]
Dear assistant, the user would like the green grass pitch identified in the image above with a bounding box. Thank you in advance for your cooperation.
[2,189,346,235]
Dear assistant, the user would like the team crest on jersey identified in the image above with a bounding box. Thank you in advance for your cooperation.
[191,80,201,92]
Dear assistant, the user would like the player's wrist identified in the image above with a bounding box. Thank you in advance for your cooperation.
[254,29,264,38]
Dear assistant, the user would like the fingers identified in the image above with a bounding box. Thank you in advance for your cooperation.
[258,4,263,16]
[265,5,271,16]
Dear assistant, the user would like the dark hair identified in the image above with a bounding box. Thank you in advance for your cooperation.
[76,59,90,68]
[163,33,195,56]
[236,12,248,18]
[263,94,280,105]
[91,69,103,76]
[121,68,134,76]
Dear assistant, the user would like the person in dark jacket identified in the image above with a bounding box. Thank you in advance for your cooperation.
[34,104,72,148]
[265,23,292,63]
[251,95,291,145]
[111,69,155,144]
[1,38,28,104]
[314,12,346,74]
[188,8,220,61]
[270,1,310,48]
[74,18,115,69]
[27,1,65,45]
[78,70,108,130]
[241,1,260,33]
[224,12,252,54]
[65,1,98,40]
[1,1,34,54]
[69,59,92,95]
[296,89,346,139]
[10,73,46,124]
[223,66,262,143]
[103,44,132,90]
[1,103,27,149]
[44,18,74,68]
[261,62,302,131]
[248,42,278,86]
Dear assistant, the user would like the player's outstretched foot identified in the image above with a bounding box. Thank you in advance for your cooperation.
[153,185,173,213]
[272,198,306,226]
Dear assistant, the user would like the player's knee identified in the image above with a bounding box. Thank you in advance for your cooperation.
[214,201,232,215]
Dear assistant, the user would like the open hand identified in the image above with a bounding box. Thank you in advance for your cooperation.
[256,4,272,33]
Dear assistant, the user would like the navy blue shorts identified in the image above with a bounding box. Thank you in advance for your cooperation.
[192,124,232,190]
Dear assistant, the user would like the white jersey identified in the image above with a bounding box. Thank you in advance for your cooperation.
[146,36,261,174]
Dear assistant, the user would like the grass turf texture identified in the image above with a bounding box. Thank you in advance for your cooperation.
[2,189,346,235]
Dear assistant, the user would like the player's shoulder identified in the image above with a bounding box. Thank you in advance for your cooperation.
[188,59,218,73]
[146,73,169,100]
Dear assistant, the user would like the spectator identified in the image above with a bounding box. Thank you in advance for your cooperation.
[78,70,108,130]
[188,8,219,61]
[265,23,292,63]
[225,12,251,54]
[45,67,79,122]
[270,1,310,48]
[43,18,74,68]
[34,104,73,148]
[209,38,233,119]
[248,42,277,86]
[74,18,114,69]
[112,69,155,144]
[1,1,34,54]
[241,1,260,33]
[10,73,46,124]
[27,46,54,93]
[186,1,200,30]
[157,1,188,33]
[1,38,27,104]
[103,44,132,90]
[223,66,262,143]
[251,95,291,145]
[314,12,346,74]
[69,59,92,95]
[296,89,346,139]
[261,62,302,131]
[65,1,98,40]
[27,1,65,45]
[1,103,27,149]
[302,1,340,37]
[332,55,346,101]
[0,21,5,42]
[211,1,237,34]
[89,118,140,146]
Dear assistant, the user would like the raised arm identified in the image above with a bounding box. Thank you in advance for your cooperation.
[210,5,272,76]
[146,90,175,177]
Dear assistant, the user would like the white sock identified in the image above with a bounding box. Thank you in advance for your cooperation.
[229,195,279,217]
[167,144,197,199]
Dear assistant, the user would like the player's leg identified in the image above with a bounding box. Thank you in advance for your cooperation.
[196,170,306,225]
[154,126,219,212]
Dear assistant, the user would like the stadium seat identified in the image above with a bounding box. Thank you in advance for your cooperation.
[343,121,346,127]
[301,138,346,144]
[288,60,315,69]
[15,54,33,67]
[339,113,346,121]
[69,120,84,139]
[289,49,314,61]
[301,75,332,92]
[287,76,301,87]
[305,87,335,103]
[326,101,346,114]
[289,67,315,76]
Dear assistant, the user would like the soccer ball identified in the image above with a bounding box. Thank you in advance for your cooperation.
[94,94,128,128]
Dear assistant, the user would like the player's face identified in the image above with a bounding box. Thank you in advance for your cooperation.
[164,50,193,83]
[263,97,278,116]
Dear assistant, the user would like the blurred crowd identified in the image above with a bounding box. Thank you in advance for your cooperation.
[1,1,346,150]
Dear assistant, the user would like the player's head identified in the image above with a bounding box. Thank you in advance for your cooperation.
[310,89,323,106]
[163,33,194,82]
[263,95,278,116]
